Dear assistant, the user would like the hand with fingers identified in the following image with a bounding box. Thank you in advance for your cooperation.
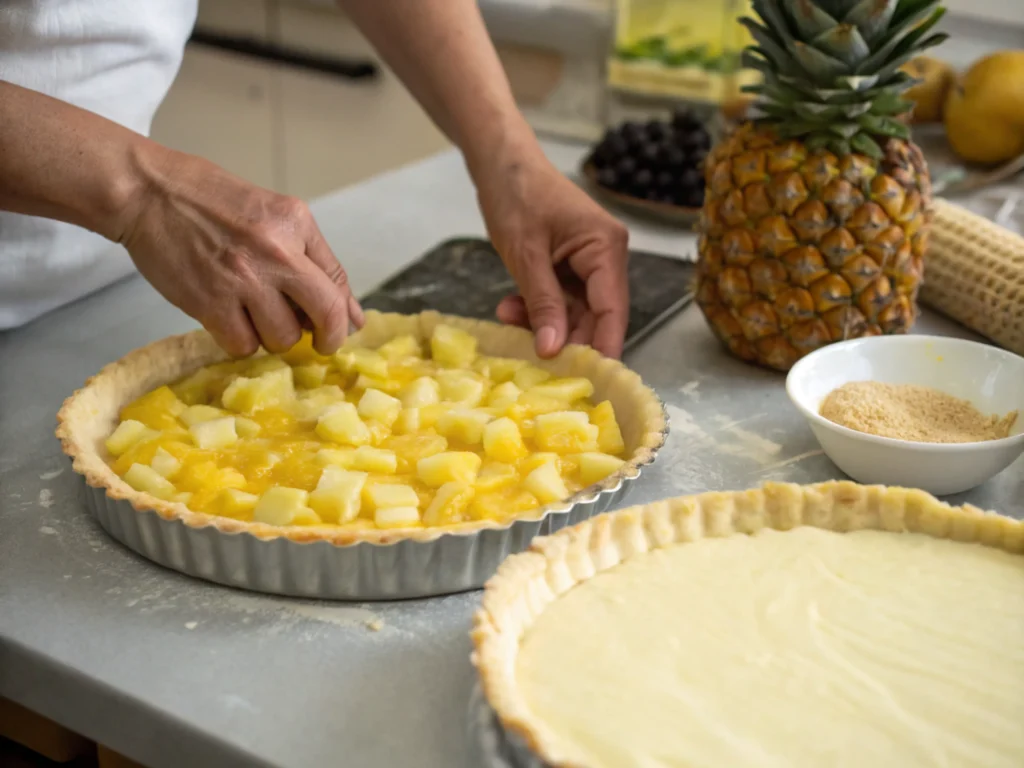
[475,155,630,360]
[122,147,363,357]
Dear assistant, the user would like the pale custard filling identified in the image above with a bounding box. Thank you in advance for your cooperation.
[103,325,628,530]
[517,527,1024,767]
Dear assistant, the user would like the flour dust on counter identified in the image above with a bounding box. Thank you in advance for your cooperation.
[658,403,829,494]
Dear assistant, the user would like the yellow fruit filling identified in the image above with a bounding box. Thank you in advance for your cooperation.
[104,326,629,531]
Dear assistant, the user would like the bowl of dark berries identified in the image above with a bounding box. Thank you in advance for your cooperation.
[582,109,712,225]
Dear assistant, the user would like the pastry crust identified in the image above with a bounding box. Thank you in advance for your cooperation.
[471,481,1024,767]
[56,311,667,547]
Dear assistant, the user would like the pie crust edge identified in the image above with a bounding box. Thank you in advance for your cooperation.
[55,310,668,546]
[471,480,1024,766]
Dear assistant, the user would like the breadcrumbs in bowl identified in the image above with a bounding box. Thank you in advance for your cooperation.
[786,335,1024,495]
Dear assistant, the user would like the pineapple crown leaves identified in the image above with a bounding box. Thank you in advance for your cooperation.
[741,0,948,157]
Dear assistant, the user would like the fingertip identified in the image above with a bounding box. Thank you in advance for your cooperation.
[536,325,560,358]
[496,302,516,325]
[592,320,625,359]
[497,296,531,328]
[349,294,365,329]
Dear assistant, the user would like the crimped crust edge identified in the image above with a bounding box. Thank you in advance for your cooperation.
[470,480,1024,767]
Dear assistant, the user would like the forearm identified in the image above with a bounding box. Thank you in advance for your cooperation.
[337,0,543,179]
[0,80,157,242]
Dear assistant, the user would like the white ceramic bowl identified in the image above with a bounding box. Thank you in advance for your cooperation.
[786,335,1024,496]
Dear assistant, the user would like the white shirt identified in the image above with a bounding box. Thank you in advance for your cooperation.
[0,0,197,329]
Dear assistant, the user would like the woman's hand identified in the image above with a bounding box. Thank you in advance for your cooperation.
[338,1,629,358]
[474,151,630,359]
[122,146,362,357]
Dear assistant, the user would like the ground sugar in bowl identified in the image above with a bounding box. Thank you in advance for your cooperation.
[786,336,1024,495]
[819,381,1018,444]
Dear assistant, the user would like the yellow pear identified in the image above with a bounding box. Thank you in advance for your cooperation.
[901,55,955,123]
[944,50,1024,164]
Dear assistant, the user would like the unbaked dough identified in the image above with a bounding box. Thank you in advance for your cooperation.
[517,527,1024,767]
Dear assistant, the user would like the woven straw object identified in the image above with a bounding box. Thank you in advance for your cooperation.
[920,199,1024,356]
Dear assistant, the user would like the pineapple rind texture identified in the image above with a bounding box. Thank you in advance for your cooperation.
[105,324,632,530]
[698,0,940,371]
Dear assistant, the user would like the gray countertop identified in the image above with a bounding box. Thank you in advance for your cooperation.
[1,140,1021,768]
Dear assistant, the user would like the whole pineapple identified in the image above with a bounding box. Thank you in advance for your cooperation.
[696,0,946,371]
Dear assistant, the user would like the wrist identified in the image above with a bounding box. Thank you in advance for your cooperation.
[97,136,167,245]
[462,113,547,187]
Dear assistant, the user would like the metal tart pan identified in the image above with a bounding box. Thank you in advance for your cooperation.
[76,420,664,601]
[468,683,545,768]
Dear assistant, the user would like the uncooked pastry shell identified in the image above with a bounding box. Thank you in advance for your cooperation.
[471,480,1024,766]
[56,311,667,546]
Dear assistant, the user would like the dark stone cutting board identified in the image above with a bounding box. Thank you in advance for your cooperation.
[360,237,695,353]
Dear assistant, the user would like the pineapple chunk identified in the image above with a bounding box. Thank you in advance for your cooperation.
[189,416,239,451]
[474,356,527,383]
[292,385,346,421]
[222,367,295,414]
[437,408,493,445]
[513,365,551,390]
[437,371,487,405]
[293,363,328,389]
[253,486,309,526]
[337,347,388,379]
[384,434,448,473]
[358,388,402,428]
[280,333,324,366]
[519,452,559,475]
[377,335,422,361]
[422,481,475,526]
[123,463,177,500]
[245,356,289,376]
[105,420,158,456]
[590,401,626,455]
[119,386,185,430]
[171,367,222,406]
[375,506,421,528]
[578,452,627,486]
[559,452,582,478]
[180,404,226,427]
[487,381,522,411]
[528,377,595,402]
[430,324,477,368]
[179,460,248,493]
[365,420,392,446]
[524,462,569,505]
[474,461,518,492]
[482,417,527,463]
[351,446,398,474]
[150,447,181,479]
[353,374,403,395]
[315,402,371,446]
[291,507,323,526]
[417,451,482,486]
[393,408,420,435]
[470,487,540,521]
[418,403,446,429]
[401,376,441,408]
[234,416,261,438]
[316,448,358,469]
[308,467,366,524]
[535,411,600,454]
[367,483,420,509]
[515,392,566,417]
[211,488,259,519]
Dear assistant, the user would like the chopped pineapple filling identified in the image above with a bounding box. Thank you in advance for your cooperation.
[105,325,628,530]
